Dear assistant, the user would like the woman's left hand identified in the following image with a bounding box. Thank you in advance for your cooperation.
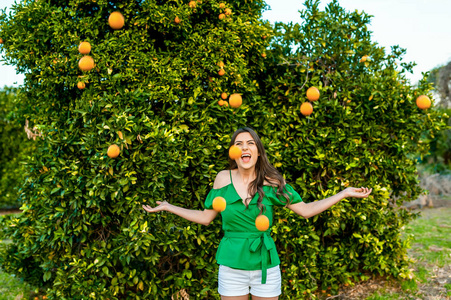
[344,187,372,198]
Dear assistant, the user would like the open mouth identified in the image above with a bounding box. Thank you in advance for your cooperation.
[241,153,251,163]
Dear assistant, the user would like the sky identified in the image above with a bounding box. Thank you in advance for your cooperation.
[1,0,451,87]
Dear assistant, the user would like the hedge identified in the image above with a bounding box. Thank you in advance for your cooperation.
[0,0,447,299]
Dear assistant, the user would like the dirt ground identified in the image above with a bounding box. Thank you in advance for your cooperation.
[329,263,451,300]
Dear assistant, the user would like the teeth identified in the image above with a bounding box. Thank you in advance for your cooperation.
[241,154,251,158]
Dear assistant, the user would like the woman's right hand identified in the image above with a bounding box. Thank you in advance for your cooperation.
[142,201,170,213]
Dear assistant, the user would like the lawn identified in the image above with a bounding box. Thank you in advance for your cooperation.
[0,270,37,300]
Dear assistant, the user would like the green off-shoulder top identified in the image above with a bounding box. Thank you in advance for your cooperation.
[204,172,303,284]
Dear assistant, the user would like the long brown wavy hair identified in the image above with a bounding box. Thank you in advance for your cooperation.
[228,127,291,214]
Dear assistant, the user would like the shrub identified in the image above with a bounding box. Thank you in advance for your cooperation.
[0,87,33,209]
[421,107,451,173]
[0,0,447,299]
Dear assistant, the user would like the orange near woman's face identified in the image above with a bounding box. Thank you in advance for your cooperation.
[233,132,259,169]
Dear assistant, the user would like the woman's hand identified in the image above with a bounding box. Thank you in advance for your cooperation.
[142,201,170,213]
[343,187,372,198]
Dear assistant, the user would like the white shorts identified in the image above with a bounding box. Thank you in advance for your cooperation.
[218,265,282,297]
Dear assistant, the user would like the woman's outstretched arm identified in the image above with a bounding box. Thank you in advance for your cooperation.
[142,202,218,226]
[287,187,372,219]
[142,171,229,225]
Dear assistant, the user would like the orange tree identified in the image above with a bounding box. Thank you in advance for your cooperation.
[0,0,447,299]
[0,87,33,209]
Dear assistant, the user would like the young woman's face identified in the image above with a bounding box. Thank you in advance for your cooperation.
[233,132,259,170]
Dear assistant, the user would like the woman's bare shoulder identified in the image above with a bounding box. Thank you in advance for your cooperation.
[213,170,231,189]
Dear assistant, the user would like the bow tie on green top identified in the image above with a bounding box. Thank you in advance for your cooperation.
[223,231,278,284]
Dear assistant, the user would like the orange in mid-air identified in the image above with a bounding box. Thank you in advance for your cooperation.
[306,87,320,101]
[107,144,120,158]
[416,95,431,110]
[108,12,125,30]
[212,197,227,212]
[78,42,91,54]
[255,215,270,231]
[229,145,242,160]
[300,102,313,116]
[78,56,95,72]
[77,82,86,89]
[229,93,242,108]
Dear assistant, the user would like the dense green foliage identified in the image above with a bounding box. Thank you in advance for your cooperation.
[0,0,447,299]
[422,107,451,173]
[0,87,33,209]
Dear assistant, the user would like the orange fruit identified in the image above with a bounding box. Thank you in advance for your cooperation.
[229,93,242,108]
[107,144,120,158]
[189,1,196,8]
[221,92,228,100]
[212,196,226,212]
[0,38,4,44]
[217,61,225,68]
[77,82,86,89]
[218,69,225,76]
[306,87,320,101]
[255,215,269,231]
[300,102,313,116]
[261,52,266,58]
[219,3,226,8]
[78,56,95,72]
[229,145,242,160]
[219,13,225,20]
[78,41,91,54]
[223,101,229,107]
[224,8,232,15]
[416,95,431,110]
[218,100,225,106]
[360,55,369,63]
[174,16,181,24]
[108,12,125,30]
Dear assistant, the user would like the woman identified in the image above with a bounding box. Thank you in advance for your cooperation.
[142,127,372,300]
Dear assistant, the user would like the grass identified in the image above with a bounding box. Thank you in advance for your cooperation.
[365,207,451,299]
[0,269,36,300]
[446,283,451,297]
[0,213,38,300]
